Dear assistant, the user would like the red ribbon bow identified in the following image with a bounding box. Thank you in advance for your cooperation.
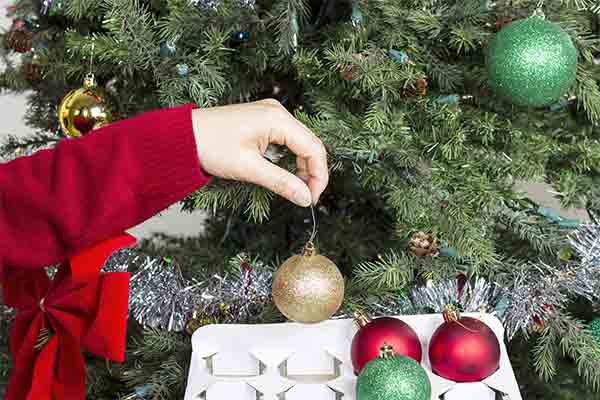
[2,233,137,400]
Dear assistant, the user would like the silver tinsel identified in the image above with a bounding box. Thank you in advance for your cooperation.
[499,265,563,340]
[495,224,600,339]
[0,304,14,331]
[101,249,273,332]
[0,286,15,341]
[189,0,254,8]
[128,257,203,332]
[354,277,502,322]
[500,257,600,339]
[571,224,600,267]
[102,248,137,273]
[198,257,273,323]
[189,0,220,9]
[411,277,502,314]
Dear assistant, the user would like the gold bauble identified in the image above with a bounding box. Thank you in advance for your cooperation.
[272,245,344,323]
[58,73,113,137]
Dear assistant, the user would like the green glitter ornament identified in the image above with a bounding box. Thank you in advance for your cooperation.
[589,318,600,345]
[486,16,577,107]
[356,344,431,400]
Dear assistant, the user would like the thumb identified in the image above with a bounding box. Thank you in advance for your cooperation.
[243,154,312,207]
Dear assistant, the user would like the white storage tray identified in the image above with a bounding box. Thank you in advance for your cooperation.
[185,313,522,400]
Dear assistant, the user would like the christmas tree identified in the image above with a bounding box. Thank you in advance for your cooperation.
[2,0,600,398]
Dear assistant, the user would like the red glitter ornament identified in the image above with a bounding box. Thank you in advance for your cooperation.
[428,306,500,382]
[351,312,422,374]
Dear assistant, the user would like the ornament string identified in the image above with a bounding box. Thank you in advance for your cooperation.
[309,204,317,244]
[88,40,95,76]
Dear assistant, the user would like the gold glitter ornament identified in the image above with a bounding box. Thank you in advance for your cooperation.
[58,73,113,137]
[272,243,344,323]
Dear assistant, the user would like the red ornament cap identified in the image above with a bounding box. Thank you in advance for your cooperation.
[442,304,461,323]
[379,343,395,359]
[353,310,372,328]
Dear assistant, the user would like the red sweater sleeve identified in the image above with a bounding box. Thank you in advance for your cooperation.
[0,103,210,274]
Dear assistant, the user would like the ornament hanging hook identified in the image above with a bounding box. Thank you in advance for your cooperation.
[84,38,97,88]
[89,39,95,75]
[533,0,545,18]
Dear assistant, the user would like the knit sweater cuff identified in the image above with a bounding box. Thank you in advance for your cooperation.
[134,103,211,203]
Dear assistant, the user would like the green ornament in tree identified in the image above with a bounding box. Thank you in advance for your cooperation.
[589,318,600,345]
[356,344,431,400]
[486,16,577,107]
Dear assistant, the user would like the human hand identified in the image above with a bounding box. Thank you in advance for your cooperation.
[191,99,329,207]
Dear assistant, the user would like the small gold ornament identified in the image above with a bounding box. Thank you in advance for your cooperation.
[185,303,230,336]
[58,73,113,137]
[272,243,345,323]
[185,313,220,336]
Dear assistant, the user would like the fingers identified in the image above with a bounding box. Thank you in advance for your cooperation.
[266,107,329,204]
[296,157,326,205]
[243,153,313,207]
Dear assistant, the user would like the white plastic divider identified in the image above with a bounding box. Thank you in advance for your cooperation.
[185,313,522,400]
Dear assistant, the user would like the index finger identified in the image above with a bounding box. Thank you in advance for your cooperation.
[268,113,329,204]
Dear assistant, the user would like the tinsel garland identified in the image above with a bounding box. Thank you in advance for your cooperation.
[359,223,600,340]
[0,285,15,339]
[103,249,273,332]
[571,224,600,267]
[355,278,504,322]
[4,222,599,340]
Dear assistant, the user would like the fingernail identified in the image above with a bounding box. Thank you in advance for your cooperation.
[293,190,312,207]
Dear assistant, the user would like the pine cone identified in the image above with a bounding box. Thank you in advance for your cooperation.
[409,231,440,257]
[494,16,516,31]
[22,62,40,82]
[4,30,32,53]
[402,78,428,98]
[340,53,368,81]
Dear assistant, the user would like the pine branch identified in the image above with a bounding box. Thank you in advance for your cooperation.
[131,329,187,360]
[533,330,559,381]
[406,9,443,39]
[270,0,309,54]
[0,133,59,161]
[184,180,275,223]
[65,0,102,19]
[354,252,415,292]
[497,208,567,256]
[553,314,600,390]
[575,65,600,125]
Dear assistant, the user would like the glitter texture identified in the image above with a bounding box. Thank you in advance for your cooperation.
[356,352,431,400]
[588,318,600,346]
[272,252,344,323]
[589,318,600,345]
[486,16,577,107]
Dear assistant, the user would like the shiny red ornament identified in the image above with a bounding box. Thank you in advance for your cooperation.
[351,314,422,374]
[428,316,500,382]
